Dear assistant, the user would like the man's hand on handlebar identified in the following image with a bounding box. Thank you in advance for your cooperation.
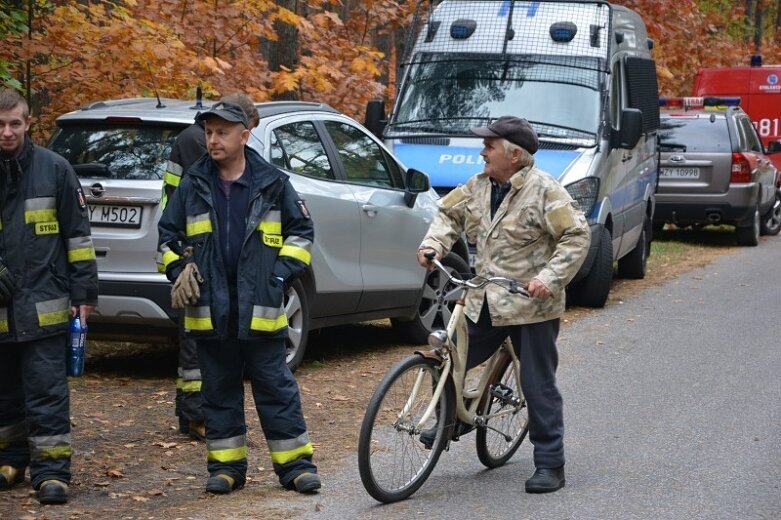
[417,248,440,270]
[526,278,551,300]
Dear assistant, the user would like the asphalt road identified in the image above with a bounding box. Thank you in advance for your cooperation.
[269,236,781,519]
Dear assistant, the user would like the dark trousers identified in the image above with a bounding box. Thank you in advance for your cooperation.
[0,334,71,487]
[197,336,316,487]
[467,302,564,469]
[176,314,203,424]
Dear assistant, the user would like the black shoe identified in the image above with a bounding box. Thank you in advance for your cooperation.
[291,472,321,493]
[0,465,25,490]
[419,427,437,449]
[525,466,565,493]
[206,474,240,494]
[38,480,69,504]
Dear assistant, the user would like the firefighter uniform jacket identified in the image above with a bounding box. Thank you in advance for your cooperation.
[161,122,206,210]
[0,139,98,342]
[420,160,590,326]
[158,147,313,340]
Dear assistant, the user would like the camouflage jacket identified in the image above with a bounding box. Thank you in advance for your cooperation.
[420,162,590,326]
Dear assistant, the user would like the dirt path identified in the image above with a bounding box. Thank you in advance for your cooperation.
[0,229,745,520]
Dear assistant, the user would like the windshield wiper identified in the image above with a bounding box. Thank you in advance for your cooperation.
[72,162,112,178]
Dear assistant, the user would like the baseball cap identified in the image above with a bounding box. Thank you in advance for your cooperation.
[470,116,539,154]
[195,101,249,128]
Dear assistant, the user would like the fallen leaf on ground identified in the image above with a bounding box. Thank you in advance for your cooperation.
[106,468,125,478]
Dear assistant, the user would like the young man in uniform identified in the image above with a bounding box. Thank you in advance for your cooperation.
[0,88,98,504]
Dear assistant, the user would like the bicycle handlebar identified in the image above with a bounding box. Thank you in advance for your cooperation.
[424,252,530,297]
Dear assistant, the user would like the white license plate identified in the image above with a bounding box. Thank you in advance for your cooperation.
[660,167,700,179]
[88,205,143,228]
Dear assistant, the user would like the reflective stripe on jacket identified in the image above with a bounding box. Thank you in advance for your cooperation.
[420,161,590,326]
[0,140,98,343]
[157,146,313,340]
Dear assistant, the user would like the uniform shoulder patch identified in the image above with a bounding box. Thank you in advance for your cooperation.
[440,186,467,208]
[75,188,87,210]
[296,199,311,219]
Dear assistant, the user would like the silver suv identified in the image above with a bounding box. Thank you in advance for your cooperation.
[656,97,781,245]
[47,98,470,370]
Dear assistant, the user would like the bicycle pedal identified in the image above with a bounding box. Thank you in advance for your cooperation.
[490,383,514,400]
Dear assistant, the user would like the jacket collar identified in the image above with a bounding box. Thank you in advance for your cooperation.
[187,146,287,193]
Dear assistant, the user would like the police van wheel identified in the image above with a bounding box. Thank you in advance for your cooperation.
[393,253,470,344]
[617,218,648,279]
[284,279,310,373]
[570,228,613,308]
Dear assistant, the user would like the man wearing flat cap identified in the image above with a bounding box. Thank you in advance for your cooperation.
[158,101,321,495]
[418,115,590,493]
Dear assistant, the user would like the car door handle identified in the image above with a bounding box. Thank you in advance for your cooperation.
[622,153,633,162]
[362,204,379,217]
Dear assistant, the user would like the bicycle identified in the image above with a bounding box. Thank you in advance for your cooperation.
[357,254,531,503]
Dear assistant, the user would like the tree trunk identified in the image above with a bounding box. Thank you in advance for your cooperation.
[746,0,755,43]
[268,0,300,101]
[775,0,781,41]
[755,1,764,50]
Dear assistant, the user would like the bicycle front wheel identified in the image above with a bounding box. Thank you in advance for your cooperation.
[358,354,454,503]
[475,351,529,468]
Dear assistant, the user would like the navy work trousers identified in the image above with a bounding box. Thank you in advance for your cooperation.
[176,313,203,424]
[0,333,71,487]
[466,303,564,469]
[197,336,316,488]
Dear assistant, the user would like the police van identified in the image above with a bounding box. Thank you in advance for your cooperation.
[365,0,660,307]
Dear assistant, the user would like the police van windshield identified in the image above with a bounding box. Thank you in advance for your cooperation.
[389,53,601,144]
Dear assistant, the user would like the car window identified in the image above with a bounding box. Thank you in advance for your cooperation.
[737,116,763,152]
[322,120,402,188]
[49,124,181,180]
[270,122,335,180]
[659,116,731,153]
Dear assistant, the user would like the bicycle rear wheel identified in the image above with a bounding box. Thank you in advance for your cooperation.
[358,354,454,503]
[475,350,529,468]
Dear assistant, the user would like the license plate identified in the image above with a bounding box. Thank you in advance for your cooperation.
[88,204,143,228]
[660,167,700,179]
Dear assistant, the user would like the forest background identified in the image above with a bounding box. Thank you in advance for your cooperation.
[2,0,781,140]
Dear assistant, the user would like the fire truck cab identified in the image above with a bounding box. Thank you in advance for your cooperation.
[693,55,781,172]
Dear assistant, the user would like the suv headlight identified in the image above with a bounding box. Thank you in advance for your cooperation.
[564,177,599,217]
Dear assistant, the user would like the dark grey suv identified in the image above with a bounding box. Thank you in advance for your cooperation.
[47,98,470,370]
[656,97,781,245]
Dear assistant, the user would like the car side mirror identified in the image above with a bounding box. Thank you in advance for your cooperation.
[766,140,781,154]
[404,168,430,207]
[616,108,643,149]
[365,100,387,138]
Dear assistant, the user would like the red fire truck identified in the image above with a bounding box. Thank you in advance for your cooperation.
[693,55,781,172]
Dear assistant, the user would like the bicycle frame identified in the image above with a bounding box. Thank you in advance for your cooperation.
[411,295,523,434]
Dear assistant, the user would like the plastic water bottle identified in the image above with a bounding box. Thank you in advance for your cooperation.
[67,316,87,377]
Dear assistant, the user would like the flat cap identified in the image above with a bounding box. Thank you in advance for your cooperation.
[470,116,539,154]
[195,101,249,128]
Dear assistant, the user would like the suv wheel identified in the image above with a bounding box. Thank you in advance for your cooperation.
[760,189,781,236]
[392,253,470,343]
[736,208,760,246]
[284,279,310,372]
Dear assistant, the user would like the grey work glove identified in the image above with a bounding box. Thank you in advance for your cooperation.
[0,263,16,304]
[171,248,203,309]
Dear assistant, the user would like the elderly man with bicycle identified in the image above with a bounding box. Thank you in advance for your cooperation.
[417,116,590,494]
